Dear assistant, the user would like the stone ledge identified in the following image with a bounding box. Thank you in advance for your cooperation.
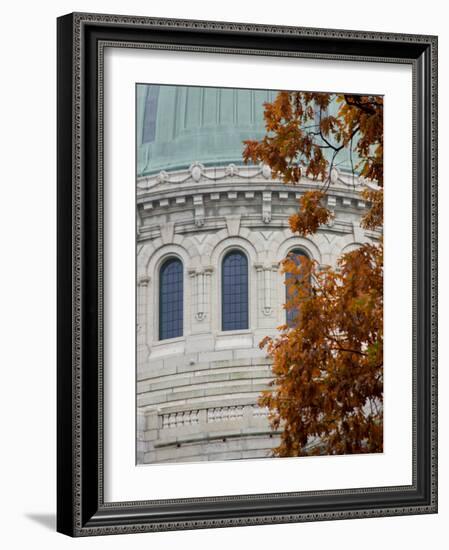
[154,428,282,448]
[137,381,271,407]
[137,367,272,393]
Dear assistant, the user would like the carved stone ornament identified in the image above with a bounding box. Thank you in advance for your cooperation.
[156,170,169,183]
[261,163,272,179]
[225,163,239,177]
[190,161,204,182]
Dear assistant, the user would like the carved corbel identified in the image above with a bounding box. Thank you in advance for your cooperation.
[262,192,272,224]
[138,275,151,287]
[193,194,205,227]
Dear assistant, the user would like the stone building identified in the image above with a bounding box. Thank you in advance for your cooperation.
[136,84,380,464]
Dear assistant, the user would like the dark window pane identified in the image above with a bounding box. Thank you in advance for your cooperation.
[286,249,309,327]
[159,258,183,340]
[222,250,249,331]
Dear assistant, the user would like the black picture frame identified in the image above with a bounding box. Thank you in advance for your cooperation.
[57,12,438,536]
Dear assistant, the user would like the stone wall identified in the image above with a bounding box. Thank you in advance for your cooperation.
[136,162,380,463]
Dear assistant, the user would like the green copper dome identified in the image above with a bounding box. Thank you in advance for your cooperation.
[136,84,360,178]
[137,84,277,176]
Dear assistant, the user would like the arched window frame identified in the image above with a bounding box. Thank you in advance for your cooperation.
[285,248,310,327]
[158,256,184,341]
[221,249,249,332]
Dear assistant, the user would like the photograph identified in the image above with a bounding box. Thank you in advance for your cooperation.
[136,84,384,464]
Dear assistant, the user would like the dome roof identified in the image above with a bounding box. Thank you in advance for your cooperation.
[136,84,360,178]
[137,84,277,176]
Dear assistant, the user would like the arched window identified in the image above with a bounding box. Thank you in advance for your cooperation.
[222,250,249,331]
[285,249,309,327]
[159,257,183,340]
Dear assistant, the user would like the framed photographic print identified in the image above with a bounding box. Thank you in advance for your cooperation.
[57,12,438,536]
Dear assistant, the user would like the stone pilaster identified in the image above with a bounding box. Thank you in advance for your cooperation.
[189,266,214,331]
[137,275,151,366]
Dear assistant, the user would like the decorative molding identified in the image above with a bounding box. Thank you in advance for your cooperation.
[137,174,375,227]
[137,161,371,190]
[158,405,271,428]
[252,405,270,418]
[207,405,245,422]
[161,410,200,429]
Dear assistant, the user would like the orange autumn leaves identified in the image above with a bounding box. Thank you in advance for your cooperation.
[243,91,383,187]
[259,243,383,456]
[243,92,384,456]
[288,190,333,236]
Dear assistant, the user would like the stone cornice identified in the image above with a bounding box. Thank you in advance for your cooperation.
[138,183,372,220]
[137,161,378,200]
